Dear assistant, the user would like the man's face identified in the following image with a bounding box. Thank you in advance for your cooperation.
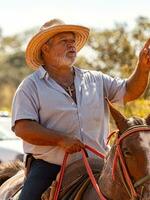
[43,32,77,68]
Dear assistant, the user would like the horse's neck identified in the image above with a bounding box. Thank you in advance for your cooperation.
[98,153,130,200]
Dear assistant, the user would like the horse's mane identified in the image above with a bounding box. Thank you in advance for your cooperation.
[0,160,24,186]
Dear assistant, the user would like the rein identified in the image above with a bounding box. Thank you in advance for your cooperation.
[53,144,106,200]
[112,125,150,199]
[52,126,150,200]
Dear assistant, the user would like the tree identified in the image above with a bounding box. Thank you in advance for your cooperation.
[76,16,150,98]
[0,17,150,110]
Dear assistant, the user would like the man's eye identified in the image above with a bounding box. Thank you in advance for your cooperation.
[61,40,67,43]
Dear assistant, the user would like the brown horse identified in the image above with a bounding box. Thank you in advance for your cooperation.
[0,101,150,200]
[97,101,150,200]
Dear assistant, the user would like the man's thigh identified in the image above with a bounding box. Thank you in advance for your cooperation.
[19,159,60,200]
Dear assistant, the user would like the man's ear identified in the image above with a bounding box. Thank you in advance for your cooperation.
[41,44,49,55]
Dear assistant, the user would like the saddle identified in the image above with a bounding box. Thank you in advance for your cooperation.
[42,157,104,200]
[0,158,103,200]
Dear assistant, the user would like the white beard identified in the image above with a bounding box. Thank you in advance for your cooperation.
[54,55,75,68]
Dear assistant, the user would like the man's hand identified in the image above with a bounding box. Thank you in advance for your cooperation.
[124,39,150,103]
[58,136,85,154]
[138,39,150,72]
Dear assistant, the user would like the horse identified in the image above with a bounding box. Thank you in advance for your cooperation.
[0,100,150,200]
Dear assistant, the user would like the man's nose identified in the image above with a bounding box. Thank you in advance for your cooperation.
[67,40,76,47]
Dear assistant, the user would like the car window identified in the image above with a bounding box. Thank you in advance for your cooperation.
[0,117,17,140]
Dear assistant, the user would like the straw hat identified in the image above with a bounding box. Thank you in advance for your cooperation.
[25,19,90,69]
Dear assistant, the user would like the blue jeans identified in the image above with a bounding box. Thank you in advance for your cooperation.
[19,159,61,200]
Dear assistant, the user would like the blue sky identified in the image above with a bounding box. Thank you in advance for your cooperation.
[1,0,150,36]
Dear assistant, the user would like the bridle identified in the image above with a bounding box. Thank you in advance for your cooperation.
[112,125,150,200]
[52,125,150,200]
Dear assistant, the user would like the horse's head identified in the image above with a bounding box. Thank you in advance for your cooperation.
[99,99,150,200]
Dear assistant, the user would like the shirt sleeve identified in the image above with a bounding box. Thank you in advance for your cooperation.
[101,73,127,104]
[11,78,40,131]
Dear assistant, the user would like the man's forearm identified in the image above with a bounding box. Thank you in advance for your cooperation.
[14,119,66,146]
[124,39,150,103]
[14,119,84,153]
[124,66,149,103]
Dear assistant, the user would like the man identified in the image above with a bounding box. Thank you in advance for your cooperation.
[11,19,150,200]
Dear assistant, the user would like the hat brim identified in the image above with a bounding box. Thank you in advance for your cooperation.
[25,24,90,69]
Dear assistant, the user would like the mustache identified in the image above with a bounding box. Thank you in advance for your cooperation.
[67,47,76,53]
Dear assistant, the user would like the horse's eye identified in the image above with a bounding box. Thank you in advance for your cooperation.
[123,148,132,157]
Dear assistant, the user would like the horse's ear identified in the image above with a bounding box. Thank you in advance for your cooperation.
[145,114,150,125]
[105,98,128,132]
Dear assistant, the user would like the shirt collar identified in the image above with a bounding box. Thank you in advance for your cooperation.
[38,65,85,80]
[38,66,49,80]
[73,66,87,78]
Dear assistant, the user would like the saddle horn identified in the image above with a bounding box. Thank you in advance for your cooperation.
[105,97,128,132]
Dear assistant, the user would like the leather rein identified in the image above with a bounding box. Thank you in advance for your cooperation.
[52,125,150,200]
[53,144,106,200]
[112,125,150,200]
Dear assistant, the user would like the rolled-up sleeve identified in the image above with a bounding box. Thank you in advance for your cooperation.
[11,78,40,131]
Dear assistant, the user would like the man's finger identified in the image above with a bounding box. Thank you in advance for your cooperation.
[143,38,150,49]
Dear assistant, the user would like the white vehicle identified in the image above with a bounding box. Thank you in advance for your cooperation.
[0,116,24,163]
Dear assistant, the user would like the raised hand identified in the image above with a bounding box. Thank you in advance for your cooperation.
[138,39,150,72]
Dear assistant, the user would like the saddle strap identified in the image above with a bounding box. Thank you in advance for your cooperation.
[53,145,106,200]
[74,178,90,200]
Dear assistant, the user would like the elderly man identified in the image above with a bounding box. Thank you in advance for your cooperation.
[12,19,150,200]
